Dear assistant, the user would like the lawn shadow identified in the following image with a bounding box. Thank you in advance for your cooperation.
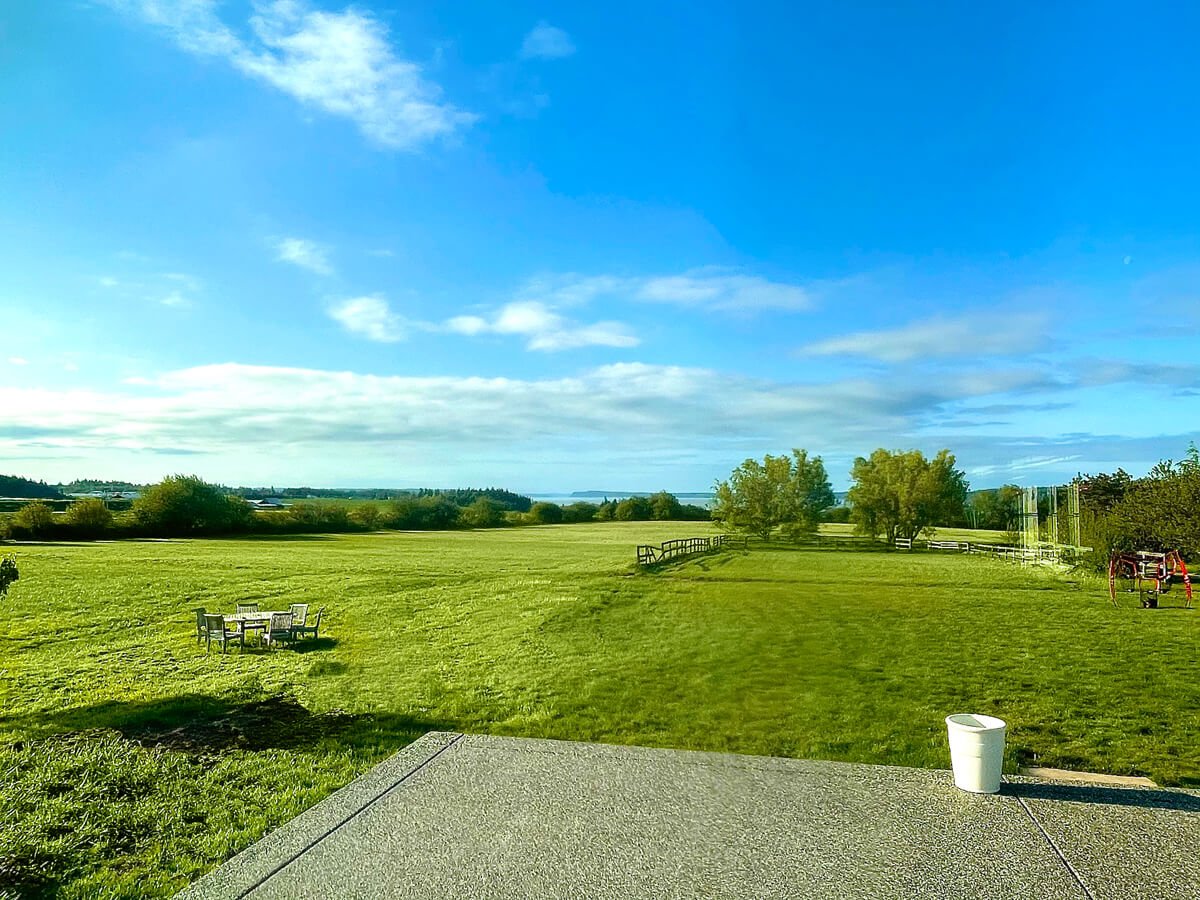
[2,694,454,756]
[292,637,339,654]
[1004,781,1200,813]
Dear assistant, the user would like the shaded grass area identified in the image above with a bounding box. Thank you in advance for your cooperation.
[2,523,1198,896]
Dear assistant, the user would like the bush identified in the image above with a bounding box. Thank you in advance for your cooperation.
[11,501,56,539]
[382,496,460,530]
[64,498,114,537]
[286,503,352,532]
[527,502,564,525]
[561,502,598,524]
[349,503,382,530]
[460,498,507,528]
[614,497,652,521]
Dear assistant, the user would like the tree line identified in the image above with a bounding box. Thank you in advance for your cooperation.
[1077,445,1200,563]
[0,477,712,541]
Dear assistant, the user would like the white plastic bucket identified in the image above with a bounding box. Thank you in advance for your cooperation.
[946,713,1006,793]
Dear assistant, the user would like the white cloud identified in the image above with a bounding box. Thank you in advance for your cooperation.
[520,22,575,60]
[275,237,333,275]
[517,269,813,313]
[109,0,476,150]
[159,291,192,308]
[443,301,638,352]
[94,268,201,307]
[7,357,28,366]
[635,272,812,312]
[3,360,1192,487]
[799,313,1048,362]
[328,295,406,342]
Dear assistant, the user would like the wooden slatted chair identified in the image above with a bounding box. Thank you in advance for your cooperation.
[291,607,325,643]
[193,607,207,644]
[263,612,293,650]
[289,603,309,628]
[204,613,243,653]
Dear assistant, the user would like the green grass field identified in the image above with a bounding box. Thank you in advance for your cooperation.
[2,522,1198,897]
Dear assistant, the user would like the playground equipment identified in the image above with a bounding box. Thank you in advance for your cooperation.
[1108,550,1192,608]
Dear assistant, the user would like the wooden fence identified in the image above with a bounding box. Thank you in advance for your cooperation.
[636,534,745,566]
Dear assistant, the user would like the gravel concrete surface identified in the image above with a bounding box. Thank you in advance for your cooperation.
[176,733,1200,899]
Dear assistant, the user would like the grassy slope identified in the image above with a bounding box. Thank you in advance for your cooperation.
[2,523,1198,897]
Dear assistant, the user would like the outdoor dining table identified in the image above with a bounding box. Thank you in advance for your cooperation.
[224,611,287,627]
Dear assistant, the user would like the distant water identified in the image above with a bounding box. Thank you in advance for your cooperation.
[527,493,715,509]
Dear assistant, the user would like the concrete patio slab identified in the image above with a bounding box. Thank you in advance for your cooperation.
[177,733,1200,899]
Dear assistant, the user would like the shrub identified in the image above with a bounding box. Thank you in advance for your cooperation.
[382,496,460,530]
[11,501,55,539]
[527,502,564,525]
[64,498,114,537]
[460,498,507,528]
[349,503,382,530]
[614,497,652,521]
[287,503,352,532]
[561,502,598,523]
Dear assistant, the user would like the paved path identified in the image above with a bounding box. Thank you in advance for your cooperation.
[178,733,1200,899]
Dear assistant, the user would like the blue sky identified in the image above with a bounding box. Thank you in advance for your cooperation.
[2,1,1198,492]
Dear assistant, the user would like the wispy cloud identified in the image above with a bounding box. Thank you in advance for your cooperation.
[275,237,333,275]
[516,269,814,313]
[5,361,1196,487]
[799,312,1048,362]
[95,268,202,309]
[445,301,638,351]
[108,0,476,150]
[520,22,575,60]
[159,291,192,308]
[328,296,406,342]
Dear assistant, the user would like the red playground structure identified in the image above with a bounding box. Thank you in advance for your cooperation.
[1108,550,1192,608]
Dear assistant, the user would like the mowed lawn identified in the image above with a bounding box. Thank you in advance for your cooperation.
[2,522,1199,897]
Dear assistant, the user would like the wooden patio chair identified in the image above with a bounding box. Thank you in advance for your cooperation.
[291,607,325,642]
[193,607,207,644]
[263,612,294,650]
[203,613,243,653]
[289,603,309,627]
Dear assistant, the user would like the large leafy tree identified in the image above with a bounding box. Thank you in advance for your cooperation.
[1102,446,1200,558]
[132,475,253,536]
[848,449,968,543]
[713,449,835,541]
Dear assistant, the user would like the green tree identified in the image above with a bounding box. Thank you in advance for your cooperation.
[132,475,253,536]
[712,449,834,541]
[350,503,382,530]
[614,496,653,521]
[648,491,683,521]
[12,501,55,538]
[1102,446,1200,558]
[528,501,564,525]
[561,502,598,523]
[847,448,968,544]
[64,497,113,536]
[461,497,506,528]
